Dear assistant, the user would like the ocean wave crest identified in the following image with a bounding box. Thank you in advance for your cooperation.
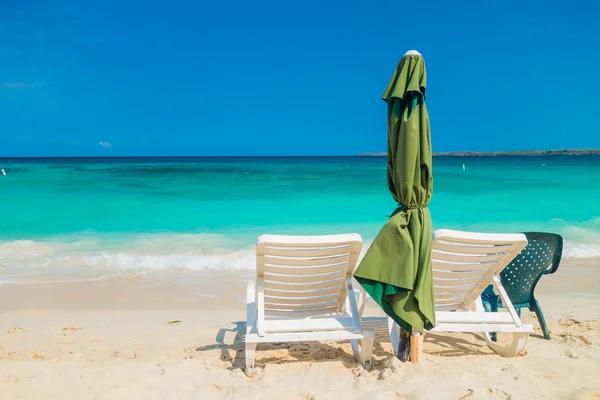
[0,234,256,272]
[563,241,600,259]
[0,227,598,281]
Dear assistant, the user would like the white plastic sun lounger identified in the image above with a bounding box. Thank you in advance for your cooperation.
[359,229,533,358]
[245,234,375,376]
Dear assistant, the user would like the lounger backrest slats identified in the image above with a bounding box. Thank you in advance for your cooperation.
[256,234,362,318]
[432,230,528,311]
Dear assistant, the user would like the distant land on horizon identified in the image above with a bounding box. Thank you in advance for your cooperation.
[358,149,600,157]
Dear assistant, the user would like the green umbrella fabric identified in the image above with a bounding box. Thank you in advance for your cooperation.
[354,51,435,334]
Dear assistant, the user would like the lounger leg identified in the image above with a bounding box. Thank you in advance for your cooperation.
[387,318,400,357]
[245,281,258,377]
[481,286,499,342]
[245,342,257,377]
[350,338,375,370]
[360,337,373,370]
[350,339,360,362]
[483,332,529,357]
[481,284,499,312]
[350,337,373,370]
[530,298,550,340]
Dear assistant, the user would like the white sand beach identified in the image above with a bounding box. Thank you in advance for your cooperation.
[1,258,599,399]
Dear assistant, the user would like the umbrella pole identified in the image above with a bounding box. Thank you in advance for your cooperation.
[396,327,411,362]
[410,331,423,363]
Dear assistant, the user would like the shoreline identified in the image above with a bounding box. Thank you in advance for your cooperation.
[1,258,599,311]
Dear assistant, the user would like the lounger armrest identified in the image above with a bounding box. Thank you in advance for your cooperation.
[246,281,256,335]
[543,266,557,275]
[256,279,265,337]
[355,287,369,318]
[345,277,362,334]
[543,256,562,275]
[247,280,255,298]
[541,233,563,275]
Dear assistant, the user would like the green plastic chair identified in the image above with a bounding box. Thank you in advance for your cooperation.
[481,232,563,340]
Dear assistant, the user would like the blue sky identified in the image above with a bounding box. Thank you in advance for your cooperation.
[1,0,599,156]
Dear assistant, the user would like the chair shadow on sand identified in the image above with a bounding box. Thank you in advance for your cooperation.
[190,321,512,372]
[424,332,504,357]
[192,321,392,372]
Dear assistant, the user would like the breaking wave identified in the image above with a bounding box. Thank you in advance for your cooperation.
[0,224,598,284]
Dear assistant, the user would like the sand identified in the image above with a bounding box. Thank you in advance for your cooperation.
[1,259,599,399]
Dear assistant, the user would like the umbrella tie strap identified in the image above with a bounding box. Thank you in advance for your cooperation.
[388,204,425,218]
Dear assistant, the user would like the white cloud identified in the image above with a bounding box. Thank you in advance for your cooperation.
[0,82,39,89]
[98,141,112,148]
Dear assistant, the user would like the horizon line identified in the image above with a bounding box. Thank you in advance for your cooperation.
[2,147,599,159]
[2,152,600,160]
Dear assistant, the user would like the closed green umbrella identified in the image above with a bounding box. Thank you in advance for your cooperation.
[354,50,435,339]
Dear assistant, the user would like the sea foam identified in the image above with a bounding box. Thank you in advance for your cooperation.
[0,229,598,282]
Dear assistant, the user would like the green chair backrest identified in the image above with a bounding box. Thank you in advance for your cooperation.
[499,232,563,307]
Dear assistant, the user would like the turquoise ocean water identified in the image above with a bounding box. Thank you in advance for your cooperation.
[1,156,599,285]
